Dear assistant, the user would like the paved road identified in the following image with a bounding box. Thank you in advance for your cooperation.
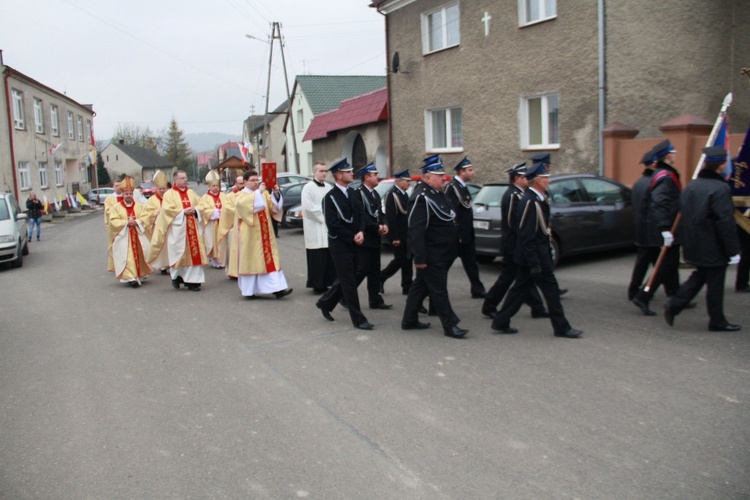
[1,211,748,499]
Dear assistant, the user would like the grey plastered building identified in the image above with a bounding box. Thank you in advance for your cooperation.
[371,0,749,182]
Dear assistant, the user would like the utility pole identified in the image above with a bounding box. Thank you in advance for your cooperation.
[260,22,299,174]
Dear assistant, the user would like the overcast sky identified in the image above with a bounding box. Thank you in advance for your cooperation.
[0,0,386,140]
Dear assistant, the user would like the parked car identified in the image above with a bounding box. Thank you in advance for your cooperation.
[279,181,336,228]
[0,192,29,268]
[88,187,115,204]
[139,181,157,198]
[472,174,633,266]
[275,173,310,187]
[284,203,304,229]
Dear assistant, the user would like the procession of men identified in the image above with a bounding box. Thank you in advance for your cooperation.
[104,148,743,336]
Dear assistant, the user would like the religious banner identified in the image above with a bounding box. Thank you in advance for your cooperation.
[261,162,277,190]
[730,125,750,234]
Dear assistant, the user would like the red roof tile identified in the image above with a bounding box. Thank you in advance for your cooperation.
[303,87,387,142]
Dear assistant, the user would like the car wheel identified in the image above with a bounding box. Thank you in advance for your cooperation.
[550,236,560,268]
[11,243,23,268]
[476,254,495,264]
[22,239,29,256]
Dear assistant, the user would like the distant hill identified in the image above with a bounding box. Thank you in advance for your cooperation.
[185,132,242,153]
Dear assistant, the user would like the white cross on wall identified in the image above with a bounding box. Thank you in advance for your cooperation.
[482,12,491,37]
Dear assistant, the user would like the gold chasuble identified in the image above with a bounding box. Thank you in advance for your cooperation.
[200,191,228,264]
[148,186,207,269]
[142,192,163,239]
[227,189,282,278]
[108,200,152,281]
[104,194,122,271]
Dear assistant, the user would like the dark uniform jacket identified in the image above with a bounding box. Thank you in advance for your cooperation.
[649,161,682,243]
[500,184,523,259]
[384,186,409,244]
[323,185,362,255]
[444,178,474,244]
[354,185,383,248]
[408,185,459,266]
[631,169,661,247]
[680,169,740,267]
[514,188,554,271]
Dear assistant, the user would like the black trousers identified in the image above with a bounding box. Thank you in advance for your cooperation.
[356,246,385,306]
[380,243,413,292]
[483,258,546,314]
[628,246,661,300]
[736,227,750,290]
[403,262,459,331]
[668,265,729,328]
[635,245,680,302]
[492,265,570,334]
[457,241,485,295]
[316,251,368,326]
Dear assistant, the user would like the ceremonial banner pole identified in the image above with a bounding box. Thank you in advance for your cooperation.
[643,92,733,293]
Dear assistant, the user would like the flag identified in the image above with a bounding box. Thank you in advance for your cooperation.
[87,149,96,166]
[49,142,63,155]
[712,114,732,180]
[90,122,96,147]
[729,125,750,197]
[76,192,88,206]
[43,195,49,214]
[54,196,61,212]
[238,142,249,164]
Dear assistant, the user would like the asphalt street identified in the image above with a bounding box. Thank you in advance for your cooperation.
[1,209,749,499]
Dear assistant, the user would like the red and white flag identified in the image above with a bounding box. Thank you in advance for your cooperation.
[90,122,96,147]
[49,142,63,155]
[238,142,249,164]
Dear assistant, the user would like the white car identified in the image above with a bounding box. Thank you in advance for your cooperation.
[88,187,115,204]
[0,192,29,268]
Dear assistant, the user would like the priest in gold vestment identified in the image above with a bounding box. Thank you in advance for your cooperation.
[200,170,228,269]
[108,177,152,287]
[142,170,170,273]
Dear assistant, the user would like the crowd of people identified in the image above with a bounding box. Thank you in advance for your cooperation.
[103,144,743,336]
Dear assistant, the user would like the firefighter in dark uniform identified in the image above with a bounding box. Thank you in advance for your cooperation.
[627,146,661,302]
[445,157,486,298]
[402,155,468,338]
[353,162,391,309]
[379,169,413,295]
[664,146,741,331]
[490,156,582,338]
[482,161,547,319]
[315,159,374,330]
[632,140,682,315]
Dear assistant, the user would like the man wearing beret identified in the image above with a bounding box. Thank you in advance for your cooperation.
[445,157,486,298]
[491,154,582,338]
[664,146,741,331]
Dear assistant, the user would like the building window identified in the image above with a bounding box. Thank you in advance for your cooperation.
[55,161,63,186]
[425,107,463,152]
[77,116,83,141]
[519,0,557,26]
[297,109,304,132]
[67,111,75,139]
[80,163,89,184]
[18,161,31,190]
[39,162,48,188]
[86,119,92,144]
[12,89,25,129]
[51,105,60,136]
[34,98,44,134]
[521,93,559,149]
[422,3,460,54]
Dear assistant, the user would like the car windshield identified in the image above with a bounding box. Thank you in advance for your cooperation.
[473,185,509,207]
[0,199,9,221]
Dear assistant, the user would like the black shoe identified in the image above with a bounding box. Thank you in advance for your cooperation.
[531,310,549,318]
[171,276,183,289]
[471,291,486,299]
[491,326,518,334]
[418,305,428,314]
[370,303,393,310]
[736,287,750,293]
[708,323,741,332]
[481,309,497,319]
[186,283,201,291]
[316,303,334,322]
[402,321,431,330]
[444,325,468,338]
[554,328,582,338]
[559,288,568,296]
[632,297,655,316]
[663,304,676,326]
[128,280,140,288]
[274,288,293,299]
[355,322,374,330]
[160,268,170,275]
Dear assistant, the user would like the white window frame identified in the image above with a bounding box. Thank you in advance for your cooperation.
[55,161,63,186]
[86,119,92,144]
[39,162,49,188]
[296,109,304,132]
[77,115,83,141]
[80,163,89,184]
[421,2,460,55]
[424,106,463,153]
[18,161,31,190]
[67,111,75,139]
[520,93,560,150]
[519,0,557,27]
[34,98,44,134]
[11,89,25,129]
[50,105,60,136]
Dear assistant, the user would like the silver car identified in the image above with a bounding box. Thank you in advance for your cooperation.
[0,193,29,268]
[88,187,115,204]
